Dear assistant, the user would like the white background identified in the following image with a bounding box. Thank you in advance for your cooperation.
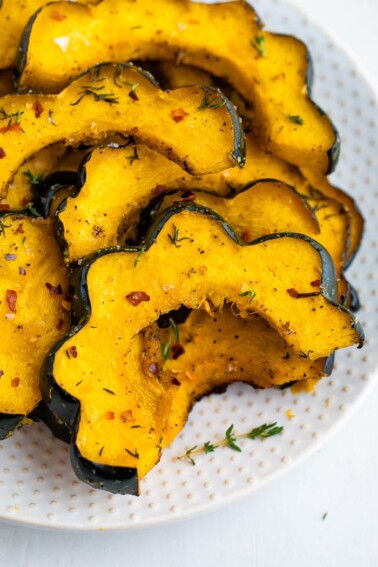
[1,1,378,565]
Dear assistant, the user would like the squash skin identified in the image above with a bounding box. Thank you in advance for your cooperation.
[17,0,338,174]
[0,211,70,439]
[42,205,363,494]
[0,62,245,196]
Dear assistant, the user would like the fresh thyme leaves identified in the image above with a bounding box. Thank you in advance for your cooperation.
[99,446,104,457]
[71,85,119,106]
[198,87,226,111]
[299,350,314,359]
[178,423,283,465]
[239,289,256,304]
[168,224,192,247]
[125,448,140,459]
[0,220,10,237]
[23,170,44,186]
[124,81,139,101]
[287,114,304,125]
[24,202,40,217]
[126,146,140,166]
[103,388,116,395]
[169,318,180,343]
[161,342,171,363]
[0,107,24,126]
[253,35,267,57]
[134,246,145,268]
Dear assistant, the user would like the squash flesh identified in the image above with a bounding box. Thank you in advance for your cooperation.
[0,214,70,427]
[0,63,243,196]
[18,0,337,173]
[49,208,362,473]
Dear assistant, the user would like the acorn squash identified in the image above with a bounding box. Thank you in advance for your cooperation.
[0,211,70,439]
[18,0,338,174]
[42,205,363,494]
[0,69,14,96]
[0,62,244,196]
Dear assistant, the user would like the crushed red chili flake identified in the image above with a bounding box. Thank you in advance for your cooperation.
[0,370,4,378]
[171,377,181,386]
[0,204,10,212]
[46,282,63,296]
[126,291,150,306]
[0,123,22,134]
[128,90,139,102]
[311,279,321,287]
[19,267,26,276]
[11,377,20,388]
[148,363,159,375]
[33,101,44,118]
[171,108,189,122]
[5,253,17,261]
[56,318,64,331]
[6,290,17,313]
[106,411,115,420]
[16,223,24,234]
[241,230,252,243]
[287,288,321,299]
[171,344,185,360]
[153,185,167,197]
[68,346,78,358]
[0,148,6,159]
[51,10,67,21]
[179,190,196,202]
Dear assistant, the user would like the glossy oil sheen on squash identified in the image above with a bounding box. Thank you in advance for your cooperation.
[0,212,70,437]
[18,0,338,173]
[44,207,362,490]
[0,62,244,196]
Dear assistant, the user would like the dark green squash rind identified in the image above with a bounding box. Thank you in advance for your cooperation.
[0,413,24,440]
[32,171,77,218]
[42,204,363,494]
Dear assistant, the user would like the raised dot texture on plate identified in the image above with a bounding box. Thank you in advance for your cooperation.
[0,0,377,531]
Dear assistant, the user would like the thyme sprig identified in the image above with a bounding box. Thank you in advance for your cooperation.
[253,35,267,57]
[126,146,140,166]
[287,114,304,125]
[24,202,40,217]
[0,107,24,126]
[178,423,283,465]
[239,289,256,304]
[198,87,226,111]
[0,220,10,237]
[23,170,44,186]
[161,318,181,363]
[168,224,192,247]
[134,246,145,268]
[71,85,119,106]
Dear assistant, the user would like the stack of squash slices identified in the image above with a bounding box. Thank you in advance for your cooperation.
[0,0,364,496]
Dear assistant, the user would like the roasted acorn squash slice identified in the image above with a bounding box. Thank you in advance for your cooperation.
[0,211,70,439]
[143,307,329,447]
[42,205,363,494]
[18,0,338,173]
[0,62,244,197]
[56,145,318,263]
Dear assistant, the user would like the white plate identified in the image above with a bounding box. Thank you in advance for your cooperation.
[1,0,377,531]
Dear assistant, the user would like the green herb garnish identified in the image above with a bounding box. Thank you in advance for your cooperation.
[239,289,256,304]
[126,146,140,166]
[23,170,44,186]
[0,107,24,126]
[161,342,171,363]
[178,422,283,465]
[287,114,304,125]
[168,224,192,247]
[198,87,226,111]
[0,220,10,237]
[24,202,40,217]
[253,35,266,57]
[134,246,145,268]
[71,86,119,106]
[125,448,140,459]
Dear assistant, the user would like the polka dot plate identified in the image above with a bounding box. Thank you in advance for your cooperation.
[0,0,377,531]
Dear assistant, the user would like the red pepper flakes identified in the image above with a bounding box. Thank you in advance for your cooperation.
[148,363,159,375]
[179,190,196,202]
[106,411,115,421]
[51,10,67,21]
[121,410,135,423]
[0,123,22,134]
[6,290,17,313]
[16,223,24,234]
[0,204,10,212]
[19,267,26,276]
[241,230,252,243]
[46,282,63,296]
[126,291,150,306]
[171,344,185,360]
[11,377,20,388]
[68,346,78,358]
[287,288,321,299]
[0,370,4,378]
[311,279,321,287]
[128,90,139,102]
[33,101,44,118]
[171,377,181,386]
[153,185,167,197]
[56,318,64,331]
[171,108,189,122]
[0,148,6,159]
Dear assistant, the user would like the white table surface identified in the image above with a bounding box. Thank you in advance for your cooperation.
[1,1,377,566]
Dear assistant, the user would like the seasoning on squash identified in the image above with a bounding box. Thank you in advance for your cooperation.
[287,288,321,299]
[19,267,26,276]
[148,363,159,375]
[311,279,321,287]
[171,344,185,360]
[68,346,78,359]
[126,291,150,306]
[33,101,44,118]
[171,108,189,122]
[11,377,20,388]
[106,411,115,420]
[0,123,23,134]
[6,290,17,313]
[46,282,63,296]
[16,223,24,233]
[0,370,4,378]
[5,253,17,261]
[0,204,10,212]
[56,318,64,331]
[51,11,67,21]
[121,410,135,423]
[0,148,6,159]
